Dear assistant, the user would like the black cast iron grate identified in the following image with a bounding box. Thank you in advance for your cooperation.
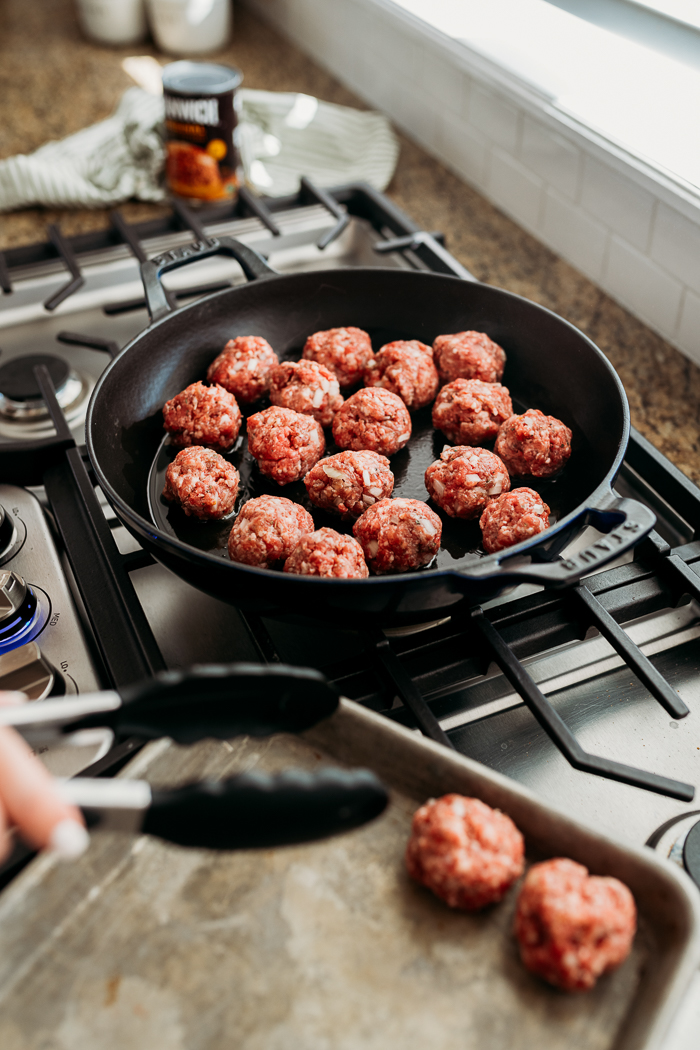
[0,184,699,805]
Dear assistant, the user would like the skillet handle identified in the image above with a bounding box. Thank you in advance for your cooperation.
[460,494,656,588]
[141,235,276,322]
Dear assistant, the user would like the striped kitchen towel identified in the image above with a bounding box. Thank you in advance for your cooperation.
[0,86,399,211]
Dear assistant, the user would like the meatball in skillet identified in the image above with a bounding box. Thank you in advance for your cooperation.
[207,336,279,404]
[163,446,239,520]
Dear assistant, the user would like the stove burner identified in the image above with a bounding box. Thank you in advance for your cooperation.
[0,354,69,403]
[0,354,88,429]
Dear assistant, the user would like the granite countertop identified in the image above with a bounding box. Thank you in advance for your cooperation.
[1,0,699,483]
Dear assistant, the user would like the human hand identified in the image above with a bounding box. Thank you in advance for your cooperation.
[0,692,88,863]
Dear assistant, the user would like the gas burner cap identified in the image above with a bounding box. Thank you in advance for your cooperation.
[0,354,85,423]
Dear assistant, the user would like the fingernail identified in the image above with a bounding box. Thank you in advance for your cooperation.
[0,691,28,706]
[49,819,90,860]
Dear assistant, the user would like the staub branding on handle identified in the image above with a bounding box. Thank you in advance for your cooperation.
[162,60,243,203]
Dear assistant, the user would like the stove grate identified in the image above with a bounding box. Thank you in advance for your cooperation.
[44,224,85,312]
[1,183,700,805]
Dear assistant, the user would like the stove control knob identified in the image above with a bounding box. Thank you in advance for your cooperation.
[0,571,39,650]
[0,505,17,561]
[0,641,55,701]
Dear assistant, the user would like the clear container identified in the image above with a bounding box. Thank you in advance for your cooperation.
[146,0,232,56]
[75,0,148,45]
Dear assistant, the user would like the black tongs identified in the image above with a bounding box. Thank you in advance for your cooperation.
[1,664,389,851]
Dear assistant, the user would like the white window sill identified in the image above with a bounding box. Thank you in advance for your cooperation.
[388,0,700,208]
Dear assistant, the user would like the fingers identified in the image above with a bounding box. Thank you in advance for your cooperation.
[0,726,89,859]
[0,793,9,864]
[0,690,28,707]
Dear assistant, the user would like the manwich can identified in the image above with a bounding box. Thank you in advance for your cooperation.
[162,61,243,203]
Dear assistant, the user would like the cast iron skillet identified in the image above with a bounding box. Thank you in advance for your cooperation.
[86,236,655,627]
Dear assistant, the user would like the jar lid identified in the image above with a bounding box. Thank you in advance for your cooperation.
[162,61,243,96]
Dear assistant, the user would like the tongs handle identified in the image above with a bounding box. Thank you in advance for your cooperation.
[135,768,388,848]
[115,664,340,743]
[7,663,340,746]
[63,767,390,850]
[143,768,388,849]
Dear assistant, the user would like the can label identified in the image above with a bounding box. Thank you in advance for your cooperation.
[164,89,241,202]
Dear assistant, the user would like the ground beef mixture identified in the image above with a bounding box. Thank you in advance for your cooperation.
[163,446,239,520]
[432,331,506,384]
[480,487,550,554]
[269,359,344,427]
[353,498,441,573]
[227,495,314,569]
[246,406,325,485]
[162,380,242,452]
[425,446,510,519]
[332,388,412,455]
[432,379,513,446]
[364,340,439,410]
[406,794,525,910]
[283,527,369,578]
[206,336,279,404]
[304,450,394,519]
[495,408,572,478]
[302,327,374,388]
[514,858,637,991]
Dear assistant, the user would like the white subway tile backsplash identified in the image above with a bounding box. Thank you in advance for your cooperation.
[521,116,581,200]
[468,85,519,153]
[541,190,608,282]
[580,157,655,253]
[605,236,683,338]
[385,77,441,152]
[488,149,544,233]
[676,290,700,368]
[378,24,423,75]
[420,48,465,114]
[438,112,488,189]
[651,203,700,299]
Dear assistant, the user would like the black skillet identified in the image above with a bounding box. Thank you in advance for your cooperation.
[86,236,655,628]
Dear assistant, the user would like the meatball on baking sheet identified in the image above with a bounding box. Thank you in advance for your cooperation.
[147,324,590,570]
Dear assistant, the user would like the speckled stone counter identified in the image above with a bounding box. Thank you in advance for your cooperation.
[1,0,699,482]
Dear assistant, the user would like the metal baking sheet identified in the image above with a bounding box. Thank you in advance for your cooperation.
[0,700,697,1050]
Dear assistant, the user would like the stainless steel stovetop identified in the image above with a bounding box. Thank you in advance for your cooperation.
[1,188,699,1046]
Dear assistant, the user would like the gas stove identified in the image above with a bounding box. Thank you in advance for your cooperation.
[1,181,700,1043]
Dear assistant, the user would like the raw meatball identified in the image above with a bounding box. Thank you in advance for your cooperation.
[304,450,394,519]
[303,327,373,388]
[433,331,506,384]
[162,381,242,452]
[163,446,239,521]
[227,495,314,569]
[364,340,439,410]
[206,336,279,404]
[425,446,510,519]
[432,379,513,446]
[283,527,369,578]
[495,408,572,478]
[269,359,343,427]
[514,858,636,991]
[353,498,441,573]
[333,388,412,455]
[246,406,325,486]
[480,488,550,554]
[406,794,525,910]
